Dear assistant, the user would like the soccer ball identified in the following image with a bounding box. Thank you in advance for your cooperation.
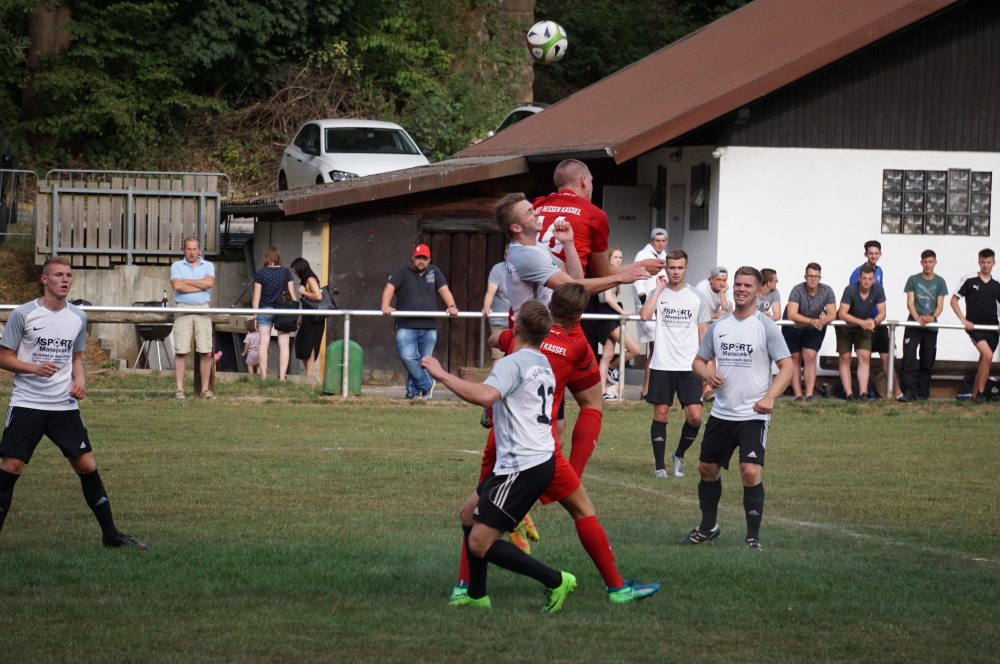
[526,21,568,65]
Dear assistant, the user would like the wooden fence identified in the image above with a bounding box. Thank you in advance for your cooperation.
[35,174,222,266]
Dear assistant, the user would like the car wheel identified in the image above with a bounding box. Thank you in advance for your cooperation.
[315,175,324,185]
[278,171,288,191]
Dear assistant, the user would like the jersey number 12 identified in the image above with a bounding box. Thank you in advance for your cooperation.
[536,384,554,425]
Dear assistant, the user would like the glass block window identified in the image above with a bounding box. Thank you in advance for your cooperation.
[882,169,991,236]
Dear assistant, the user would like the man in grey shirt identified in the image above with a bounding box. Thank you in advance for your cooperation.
[836,264,886,400]
[681,266,793,552]
[481,245,511,363]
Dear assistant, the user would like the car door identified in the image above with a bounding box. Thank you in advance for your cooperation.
[286,124,320,189]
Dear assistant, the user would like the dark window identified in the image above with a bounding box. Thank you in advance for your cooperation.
[689,164,711,231]
[293,124,320,150]
[325,128,418,154]
[882,169,991,236]
[496,111,534,133]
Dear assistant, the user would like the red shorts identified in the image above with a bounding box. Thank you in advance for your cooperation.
[478,431,580,505]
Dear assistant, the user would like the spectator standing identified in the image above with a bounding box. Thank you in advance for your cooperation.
[837,264,886,400]
[381,244,459,399]
[633,228,668,396]
[782,263,837,401]
[252,246,296,381]
[756,269,781,321]
[899,250,947,401]
[290,257,325,380]
[242,319,260,375]
[482,245,511,365]
[170,237,216,399]
[695,267,732,401]
[849,240,903,398]
[597,247,640,399]
[950,248,1000,404]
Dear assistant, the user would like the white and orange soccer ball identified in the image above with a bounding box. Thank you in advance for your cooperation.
[526,21,568,65]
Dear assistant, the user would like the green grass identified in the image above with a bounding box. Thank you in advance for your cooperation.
[1,381,998,663]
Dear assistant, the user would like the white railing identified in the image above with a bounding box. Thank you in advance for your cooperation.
[0,304,994,400]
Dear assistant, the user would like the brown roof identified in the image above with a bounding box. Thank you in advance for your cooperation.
[457,0,961,163]
[223,156,528,217]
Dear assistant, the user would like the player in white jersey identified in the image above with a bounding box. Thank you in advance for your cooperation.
[681,266,793,552]
[421,301,577,612]
[495,193,649,318]
[0,256,146,549]
[639,249,711,479]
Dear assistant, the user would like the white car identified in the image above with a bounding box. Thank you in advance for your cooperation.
[278,119,431,190]
[486,103,548,138]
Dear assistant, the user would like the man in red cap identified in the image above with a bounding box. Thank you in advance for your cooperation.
[381,244,459,399]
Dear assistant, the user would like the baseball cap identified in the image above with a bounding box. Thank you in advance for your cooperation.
[413,244,431,258]
[710,266,728,277]
[650,228,668,240]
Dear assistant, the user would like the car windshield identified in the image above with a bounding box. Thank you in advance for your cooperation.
[325,128,418,155]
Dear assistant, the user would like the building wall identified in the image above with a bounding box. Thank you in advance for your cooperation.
[253,221,325,279]
[716,146,998,363]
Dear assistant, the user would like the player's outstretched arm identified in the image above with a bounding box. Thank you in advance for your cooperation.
[0,346,59,377]
[544,265,648,296]
[421,356,501,407]
[590,251,664,278]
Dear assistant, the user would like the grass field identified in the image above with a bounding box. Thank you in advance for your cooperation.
[1,375,998,663]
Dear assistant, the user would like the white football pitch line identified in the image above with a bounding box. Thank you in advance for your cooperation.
[583,473,1000,566]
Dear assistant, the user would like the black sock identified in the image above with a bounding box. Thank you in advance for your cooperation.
[467,538,489,599]
[78,470,118,539]
[484,539,562,589]
[0,469,20,533]
[744,482,765,540]
[651,420,667,470]
[675,421,700,459]
[698,479,722,532]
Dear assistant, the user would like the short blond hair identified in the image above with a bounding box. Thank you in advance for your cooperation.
[515,301,552,346]
[42,255,72,274]
[494,193,527,238]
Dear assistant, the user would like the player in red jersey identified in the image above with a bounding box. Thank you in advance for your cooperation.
[445,284,660,605]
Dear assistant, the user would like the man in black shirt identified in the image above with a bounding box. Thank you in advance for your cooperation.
[951,248,1000,404]
[381,244,459,399]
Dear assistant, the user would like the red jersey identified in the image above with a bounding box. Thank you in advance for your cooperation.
[534,190,610,273]
[497,323,600,423]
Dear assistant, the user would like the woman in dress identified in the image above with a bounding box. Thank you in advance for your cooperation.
[251,246,297,380]
[291,257,325,380]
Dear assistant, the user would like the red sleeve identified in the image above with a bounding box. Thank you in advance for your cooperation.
[498,329,515,355]
[590,206,610,253]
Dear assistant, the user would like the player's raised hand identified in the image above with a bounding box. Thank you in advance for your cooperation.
[551,219,574,244]
[33,362,60,378]
[656,274,668,290]
[636,258,665,275]
[420,355,446,379]
[753,395,775,414]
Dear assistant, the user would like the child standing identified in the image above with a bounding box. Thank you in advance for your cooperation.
[243,320,261,375]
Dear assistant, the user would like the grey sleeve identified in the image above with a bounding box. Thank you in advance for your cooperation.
[764,317,791,362]
[483,356,522,399]
[488,263,503,287]
[696,322,717,360]
[0,308,25,350]
[823,284,837,305]
[509,247,560,285]
[695,290,712,324]
[71,307,88,352]
[874,284,887,304]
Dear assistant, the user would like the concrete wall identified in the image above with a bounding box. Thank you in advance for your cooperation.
[71,261,248,366]
[714,146,998,363]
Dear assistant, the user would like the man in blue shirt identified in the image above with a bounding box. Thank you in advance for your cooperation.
[170,237,215,399]
[848,240,902,399]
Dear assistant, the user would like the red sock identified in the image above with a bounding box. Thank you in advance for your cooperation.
[456,526,472,585]
[575,515,624,588]
[569,408,602,477]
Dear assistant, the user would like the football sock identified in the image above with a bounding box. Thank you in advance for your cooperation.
[675,421,700,459]
[574,516,624,588]
[651,420,667,470]
[698,479,722,532]
[0,469,20,533]
[484,539,562,589]
[744,482,765,540]
[569,408,602,477]
[466,539,489,600]
[78,470,118,539]
[456,525,472,585]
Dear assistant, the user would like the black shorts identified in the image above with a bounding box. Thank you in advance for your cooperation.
[0,407,92,463]
[699,416,768,469]
[474,456,555,532]
[645,370,702,407]
[969,330,1000,353]
[781,325,827,353]
[871,325,890,354]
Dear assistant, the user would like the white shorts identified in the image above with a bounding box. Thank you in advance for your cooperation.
[637,319,656,344]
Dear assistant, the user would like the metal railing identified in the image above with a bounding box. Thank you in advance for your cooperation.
[0,168,38,241]
[44,170,233,200]
[1,304,995,401]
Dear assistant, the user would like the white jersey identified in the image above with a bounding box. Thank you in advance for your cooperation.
[483,348,557,474]
[0,300,88,411]
[696,278,734,316]
[505,241,561,317]
[650,284,711,371]
[696,311,790,421]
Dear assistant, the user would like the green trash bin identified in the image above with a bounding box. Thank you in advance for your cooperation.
[323,340,363,395]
